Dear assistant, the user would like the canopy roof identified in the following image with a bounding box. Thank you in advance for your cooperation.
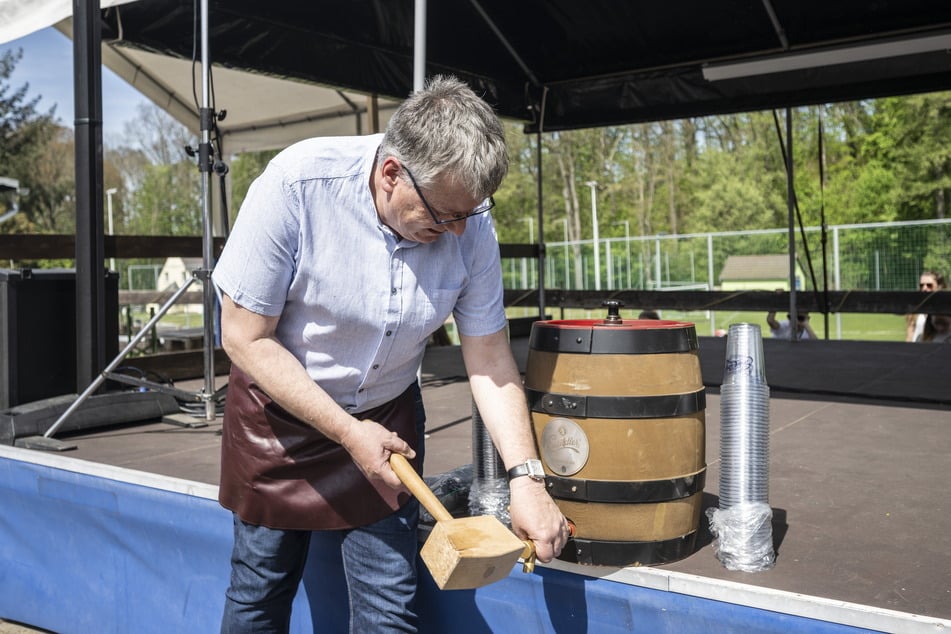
[59,18,400,153]
[0,0,400,153]
[95,0,951,132]
[4,1,951,143]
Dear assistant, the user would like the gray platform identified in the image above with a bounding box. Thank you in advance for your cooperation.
[11,335,951,625]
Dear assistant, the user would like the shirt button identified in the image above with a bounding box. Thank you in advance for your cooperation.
[385,330,392,336]
[372,364,380,370]
[358,388,365,393]
[391,287,398,295]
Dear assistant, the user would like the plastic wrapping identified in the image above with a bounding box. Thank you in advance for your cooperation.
[706,502,776,572]
[472,401,505,480]
[467,476,511,527]
[419,463,473,525]
[468,399,511,525]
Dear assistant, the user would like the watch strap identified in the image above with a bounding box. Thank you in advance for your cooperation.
[507,459,545,481]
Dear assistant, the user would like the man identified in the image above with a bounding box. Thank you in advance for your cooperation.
[212,75,568,632]
[766,310,817,340]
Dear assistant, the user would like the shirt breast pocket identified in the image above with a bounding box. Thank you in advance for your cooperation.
[419,288,461,341]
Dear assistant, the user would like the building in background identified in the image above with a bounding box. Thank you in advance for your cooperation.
[719,254,804,291]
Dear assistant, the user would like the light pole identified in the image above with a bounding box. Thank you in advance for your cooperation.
[520,216,534,289]
[521,216,534,244]
[614,220,631,288]
[553,218,569,289]
[585,181,600,290]
[106,187,118,272]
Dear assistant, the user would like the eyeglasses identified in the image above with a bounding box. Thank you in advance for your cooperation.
[403,166,495,225]
[920,282,935,290]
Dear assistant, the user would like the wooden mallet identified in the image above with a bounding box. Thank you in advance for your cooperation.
[390,453,536,590]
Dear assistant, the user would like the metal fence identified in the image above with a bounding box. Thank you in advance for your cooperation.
[126,263,163,290]
[504,218,951,293]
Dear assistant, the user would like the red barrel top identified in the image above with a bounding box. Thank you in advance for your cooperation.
[534,318,695,330]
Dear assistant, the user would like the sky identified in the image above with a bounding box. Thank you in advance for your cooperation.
[0,26,152,141]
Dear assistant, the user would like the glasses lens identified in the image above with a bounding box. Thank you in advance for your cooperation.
[921,283,934,289]
[435,197,495,224]
[406,165,495,224]
[471,198,494,215]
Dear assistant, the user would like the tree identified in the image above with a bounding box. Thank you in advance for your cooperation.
[228,149,279,225]
[115,104,201,236]
[0,49,57,168]
[0,48,61,233]
[20,124,75,232]
[868,94,951,220]
[680,111,792,233]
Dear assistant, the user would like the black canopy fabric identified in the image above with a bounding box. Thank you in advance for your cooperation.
[101,0,951,131]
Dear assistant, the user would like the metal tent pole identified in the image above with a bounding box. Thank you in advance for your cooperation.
[197,0,218,420]
[786,107,799,339]
[73,0,106,390]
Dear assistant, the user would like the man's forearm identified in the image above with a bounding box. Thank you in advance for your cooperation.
[461,330,538,469]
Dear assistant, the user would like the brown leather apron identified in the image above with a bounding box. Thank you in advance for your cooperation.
[218,365,419,530]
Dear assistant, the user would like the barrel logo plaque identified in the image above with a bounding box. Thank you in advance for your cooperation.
[540,417,590,476]
[526,310,706,567]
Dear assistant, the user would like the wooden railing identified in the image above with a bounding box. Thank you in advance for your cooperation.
[0,234,226,260]
[6,235,950,315]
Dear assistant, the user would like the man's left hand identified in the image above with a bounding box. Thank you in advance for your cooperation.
[508,477,570,563]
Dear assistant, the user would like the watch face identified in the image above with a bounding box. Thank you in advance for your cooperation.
[540,417,590,476]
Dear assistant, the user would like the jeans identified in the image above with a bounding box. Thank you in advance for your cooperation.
[221,383,426,633]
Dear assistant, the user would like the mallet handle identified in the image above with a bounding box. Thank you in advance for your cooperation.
[390,453,453,522]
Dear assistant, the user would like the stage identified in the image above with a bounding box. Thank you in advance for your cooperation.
[1,336,949,633]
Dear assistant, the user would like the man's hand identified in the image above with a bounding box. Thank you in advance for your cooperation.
[508,478,570,563]
[340,419,416,490]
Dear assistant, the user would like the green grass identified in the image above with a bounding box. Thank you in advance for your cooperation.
[127,305,908,343]
[504,306,907,342]
[125,306,205,331]
[694,310,906,341]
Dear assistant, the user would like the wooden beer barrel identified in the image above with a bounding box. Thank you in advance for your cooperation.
[525,315,705,566]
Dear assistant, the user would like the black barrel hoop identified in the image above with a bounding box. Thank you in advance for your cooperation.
[526,388,705,419]
[529,325,698,355]
[546,470,705,504]
[560,532,699,567]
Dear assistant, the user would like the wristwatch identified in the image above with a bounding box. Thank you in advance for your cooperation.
[507,458,545,482]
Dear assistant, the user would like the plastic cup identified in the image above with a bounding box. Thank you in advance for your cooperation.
[722,323,766,385]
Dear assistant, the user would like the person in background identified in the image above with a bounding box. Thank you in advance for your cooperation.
[906,271,947,342]
[638,309,660,319]
[212,75,568,633]
[916,313,951,343]
[766,310,817,340]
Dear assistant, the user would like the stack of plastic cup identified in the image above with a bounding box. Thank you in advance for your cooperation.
[469,400,510,526]
[706,323,776,572]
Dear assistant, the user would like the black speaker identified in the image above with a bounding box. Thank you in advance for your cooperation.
[0,268,119,410]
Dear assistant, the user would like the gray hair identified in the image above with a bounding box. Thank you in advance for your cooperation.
[378,75,508,200]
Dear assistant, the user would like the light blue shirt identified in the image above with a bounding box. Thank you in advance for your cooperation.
[212,134,507,413]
